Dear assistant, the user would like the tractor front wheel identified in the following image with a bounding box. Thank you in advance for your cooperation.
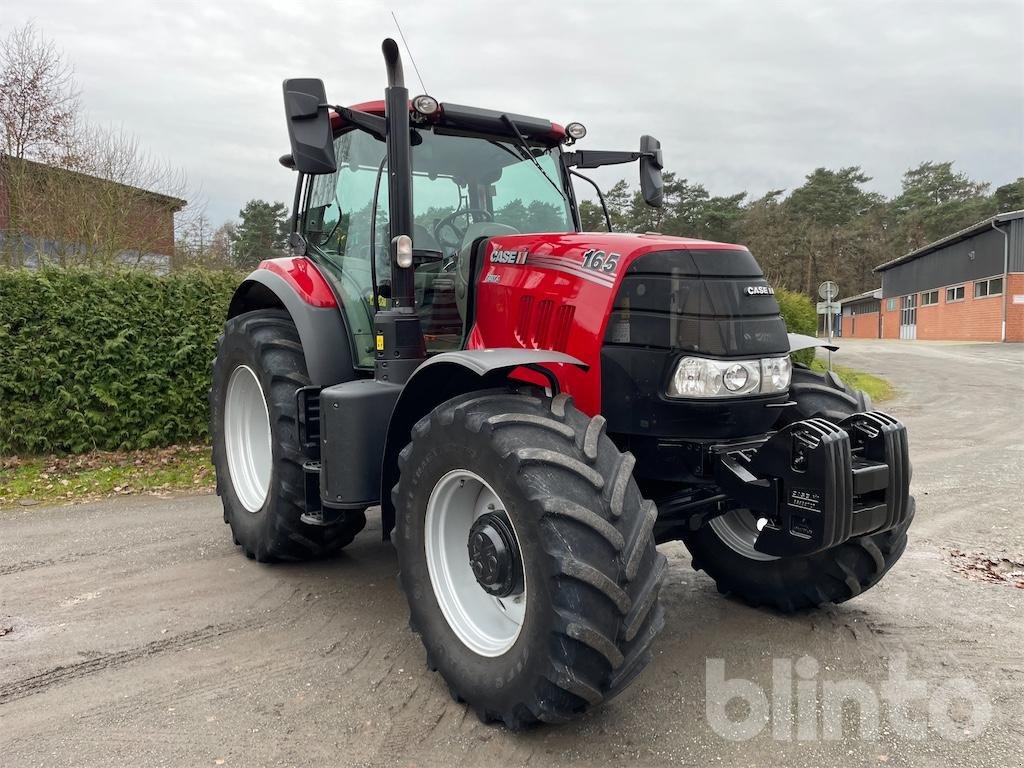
[209,309,365,561]
[393,390,666,727]
[681,366,913,612]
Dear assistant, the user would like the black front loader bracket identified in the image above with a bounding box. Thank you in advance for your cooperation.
[712,412,911,557]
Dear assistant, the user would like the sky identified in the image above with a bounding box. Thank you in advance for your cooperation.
[4,0,1023,227]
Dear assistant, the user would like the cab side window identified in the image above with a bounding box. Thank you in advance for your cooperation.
[302,132,388,367]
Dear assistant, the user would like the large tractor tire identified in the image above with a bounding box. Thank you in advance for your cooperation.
[209,309,365,562]
[681,365,914,613]
[393,390,666,728]
[776,362,872,426]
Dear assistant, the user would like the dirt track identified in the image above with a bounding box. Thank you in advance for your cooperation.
[1,340,1023,767]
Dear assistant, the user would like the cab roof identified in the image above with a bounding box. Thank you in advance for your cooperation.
[330,100,567,144]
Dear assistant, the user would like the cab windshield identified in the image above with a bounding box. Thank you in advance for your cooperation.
[303,127,574,366]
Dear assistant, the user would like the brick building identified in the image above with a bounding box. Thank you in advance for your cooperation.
[839,288,882,339]
[0,155,185,271]
[871,210,1024,342]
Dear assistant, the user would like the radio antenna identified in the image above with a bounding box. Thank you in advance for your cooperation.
[391,11,428,94]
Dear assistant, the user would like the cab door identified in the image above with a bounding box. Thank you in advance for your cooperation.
[300,131,388,368]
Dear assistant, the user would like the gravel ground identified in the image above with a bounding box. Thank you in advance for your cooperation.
[1,340,1022,767]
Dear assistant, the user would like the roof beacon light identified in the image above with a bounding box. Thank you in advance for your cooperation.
[413,94,439,116]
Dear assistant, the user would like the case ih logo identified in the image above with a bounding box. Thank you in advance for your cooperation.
[745,285,775,295]
[490,248,529,265]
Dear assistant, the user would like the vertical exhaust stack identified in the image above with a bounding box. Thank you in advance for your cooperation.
[374,38,426,385]
[382,38,415,307]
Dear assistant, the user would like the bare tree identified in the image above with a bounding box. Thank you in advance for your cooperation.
[0,21,80,163]
[74,122,193,267]
[0,23,200,271]
[2,119,192,270]
[209,221,237,267]
[175,214,237,270]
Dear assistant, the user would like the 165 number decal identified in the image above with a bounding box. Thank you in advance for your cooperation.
[581,249,620,273]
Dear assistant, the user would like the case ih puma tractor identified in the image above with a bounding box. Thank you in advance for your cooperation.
[210,40,914,727]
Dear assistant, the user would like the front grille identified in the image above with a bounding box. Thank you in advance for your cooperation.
[605,249,787,357]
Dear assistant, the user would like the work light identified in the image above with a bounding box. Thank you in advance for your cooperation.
[413,94,439,116]
[394,234,414,268]
[565,121,587,140]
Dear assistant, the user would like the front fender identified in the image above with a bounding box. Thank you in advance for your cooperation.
[227,261,356,386]
[787,332,839,354]
[379,349,587,539]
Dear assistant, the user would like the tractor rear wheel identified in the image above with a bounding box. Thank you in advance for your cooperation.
[681,366,913,612]
[393,390,666,727]
[209,309,365,562]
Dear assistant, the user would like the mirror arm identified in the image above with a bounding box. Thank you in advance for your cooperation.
[333,106,388,142]
[289,171,305,233]
[567,168,613,232]
[563,150,664,170]
[563,150,642,170]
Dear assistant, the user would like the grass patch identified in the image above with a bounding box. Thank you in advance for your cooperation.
[810,359,894,403]
[0,444,213,509]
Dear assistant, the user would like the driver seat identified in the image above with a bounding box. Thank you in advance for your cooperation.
[455,222,519,320]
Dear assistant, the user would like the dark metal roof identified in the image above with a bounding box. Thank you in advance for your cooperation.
[839,288,881,305]
[0,154,187,211]
[873,209,1024,273]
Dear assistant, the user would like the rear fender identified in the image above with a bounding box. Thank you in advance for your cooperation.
[227,259,356,386]
[379,349,587,539]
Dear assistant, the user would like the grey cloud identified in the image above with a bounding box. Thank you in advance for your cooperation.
[5,0,1021,225]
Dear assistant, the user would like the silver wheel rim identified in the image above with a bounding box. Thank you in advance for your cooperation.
[424,470,526,657]
[224,365,272,513]
[708,509,779,562]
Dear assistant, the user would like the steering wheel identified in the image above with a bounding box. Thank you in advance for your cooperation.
[433,208,493,251]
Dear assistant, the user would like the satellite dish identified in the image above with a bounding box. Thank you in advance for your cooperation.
[818,280,839,301]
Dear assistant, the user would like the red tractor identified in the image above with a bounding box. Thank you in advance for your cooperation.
[210,40,914,727]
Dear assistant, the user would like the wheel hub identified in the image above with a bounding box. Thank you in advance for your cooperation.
[424,469,527,657]
[467,512,522,598]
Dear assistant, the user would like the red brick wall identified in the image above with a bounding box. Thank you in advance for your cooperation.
[880,274,1024,342]
[916,281,1000,341]
[841,312,881,339]
[0,170,9,231]
[881,300,901,338]
[1006,274,1024,343]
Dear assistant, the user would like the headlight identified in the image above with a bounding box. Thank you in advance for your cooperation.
[667,356,790,399]
[760,356,792,394]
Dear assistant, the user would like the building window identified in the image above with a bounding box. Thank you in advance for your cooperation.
[946,285,965,302]
[974,277,1003,298]
[900,294,917,327]
[887,298,897,311]
[921,290,938,306]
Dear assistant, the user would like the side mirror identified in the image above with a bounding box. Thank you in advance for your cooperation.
[282,78,337,175]
[639,135,663,208]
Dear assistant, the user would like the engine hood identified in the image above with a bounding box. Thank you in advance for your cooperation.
[480,231,750,273]
[464,231,786,416]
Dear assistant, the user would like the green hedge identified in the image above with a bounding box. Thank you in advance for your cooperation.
[775,287,817,365]
[0,269,821,456]
[0,269,239,455]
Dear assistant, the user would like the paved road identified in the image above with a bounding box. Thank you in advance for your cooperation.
[1,340,1022,767]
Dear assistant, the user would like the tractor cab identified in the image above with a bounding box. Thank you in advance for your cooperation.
[297,104,578,365]
[280,68,662,374]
